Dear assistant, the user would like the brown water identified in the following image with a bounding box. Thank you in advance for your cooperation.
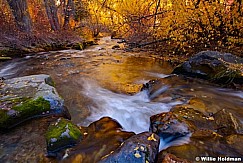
[0,37,242,162]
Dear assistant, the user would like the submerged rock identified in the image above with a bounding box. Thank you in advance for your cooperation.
[150,112,190,141]
[0,57,12,61]
[154,98,243,162]
[62,117,135,162]
[99,132,160,163]
[112,45,120,49]
[213,109,243,135]
[158,153,191,163]
[0,74,70,131]
[172,51,243,84]
[46,118,83,153]
[0,97,50,130]
[159,132,243,162]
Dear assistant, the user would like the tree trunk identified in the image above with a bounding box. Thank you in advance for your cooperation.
[153,0,161,29]
[6,0,32,32]
[63,0,74,29]
[44,0,60,31]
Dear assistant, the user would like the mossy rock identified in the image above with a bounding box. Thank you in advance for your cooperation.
[0,97,50,130]
[0,57,12,61]
[62,117,135,162]
[72,43,84,50]
[0,75,71,131]
[46,118,82,153]
[172,51,243,85]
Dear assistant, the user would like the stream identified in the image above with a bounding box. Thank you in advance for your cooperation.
[0,37,242,162]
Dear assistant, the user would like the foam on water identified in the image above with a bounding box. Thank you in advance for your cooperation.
[146,72,170,78]
[81,78,181,133]
[0,63,18,78]
[81,78,190,150]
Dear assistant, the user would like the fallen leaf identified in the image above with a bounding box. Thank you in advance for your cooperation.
[147,133,157,141]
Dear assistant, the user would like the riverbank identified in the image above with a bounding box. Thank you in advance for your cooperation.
[0,30,96,59]
[0,37,242,162]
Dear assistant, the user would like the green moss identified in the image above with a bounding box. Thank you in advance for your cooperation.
[213,68,242,83]
[12,97,50,117]
[0,97,50,130]
[0,57,12,61]
[46,118,82,152]
[0,110,10,126]
[72,43,84,50]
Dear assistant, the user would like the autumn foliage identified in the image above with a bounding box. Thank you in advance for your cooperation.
[0,0,242,57]
[84,0,243,56]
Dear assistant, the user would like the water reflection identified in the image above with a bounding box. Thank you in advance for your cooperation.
[0,37,242,162]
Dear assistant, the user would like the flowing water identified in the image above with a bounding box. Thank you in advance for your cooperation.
[0,37,242,162]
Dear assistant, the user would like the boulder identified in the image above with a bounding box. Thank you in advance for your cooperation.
[150,101,243,140]
[112,45,120,49]
[150,104,211,143]
[150,112,190,141]
[172,51,243,84]
[158,153,191,163]
[99,132,160,163]
[46,118,83,154]
[213,109,243,136]
[158,133,243,162]
[0,74,70,131]
[0,57,12,61]
[62,117,135,162]
[155,101,243,162]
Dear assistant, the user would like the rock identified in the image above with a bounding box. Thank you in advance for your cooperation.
[0,74,70,131]
[157,102,243,161]
[158,153,191,163]
[150,112,190,141]
[46,118,83,154]
[62,117,135,162]
[72,43,84,50]
[172,51,243,84]
[159,132,243,162]
[117,39,126,44]
[213,109,243,135]
[112,45,120,49]
[99,132,160,163]
[170,105,212,131]
[140,75,193,101]
[0,97,50,130]
[0,57,12,61]
[150,104,210,142]
[224,134,243,155]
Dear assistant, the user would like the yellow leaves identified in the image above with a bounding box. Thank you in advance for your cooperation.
[147,133,157,141]
[134,146,139,151]
[134,152,142,158]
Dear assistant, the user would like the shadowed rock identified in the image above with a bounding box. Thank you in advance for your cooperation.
[0,74,70,131]
[99,132,160,163]
[172,51,243,85]
[46,118,83,154]
[150,112,190,141]
[62,117,135,162]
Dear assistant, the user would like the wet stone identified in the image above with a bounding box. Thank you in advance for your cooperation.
[172,51,243,85]
[62,117,135,163]
[150,112,190,141]
[213,109,243,136]
[155,100,243,162]
[0,74,70,131]
[46,118,83,154]
[99,132,160,163]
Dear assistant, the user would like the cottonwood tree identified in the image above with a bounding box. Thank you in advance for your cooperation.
[6,0,32,32]
[63,0,75,29]
[44,0,60,31]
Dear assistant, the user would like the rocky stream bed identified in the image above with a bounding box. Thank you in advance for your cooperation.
[0,37,242,162]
